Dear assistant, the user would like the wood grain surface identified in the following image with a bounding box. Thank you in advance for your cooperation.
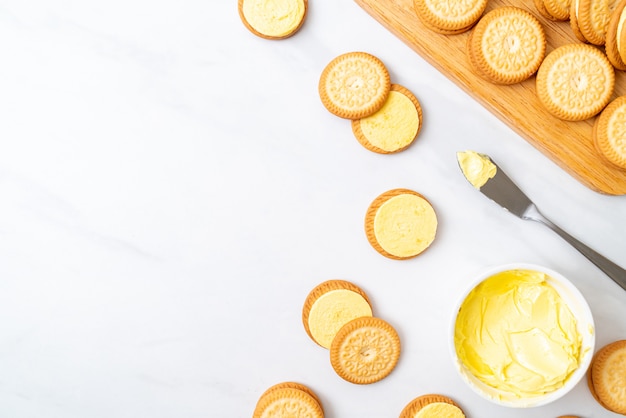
[354,0,626,195]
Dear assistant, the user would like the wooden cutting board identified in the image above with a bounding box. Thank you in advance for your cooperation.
[354,0,626,195]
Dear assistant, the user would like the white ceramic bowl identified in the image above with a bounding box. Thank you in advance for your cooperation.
[450,263,595,408]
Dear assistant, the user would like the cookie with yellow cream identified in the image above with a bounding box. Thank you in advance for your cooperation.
[399,394,465,418]
[238,0,307,40]
[587,339,626,414]
[319,52,391,120]
[351,84,423,154]
[302,280,373,349]
[329,316,401,384]
[364,189,438,260]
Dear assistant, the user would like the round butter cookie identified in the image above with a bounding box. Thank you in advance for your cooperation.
[351,84,423,154]
[468,7,546,85]
[399,394,465,418]
[536,43,615,121]
[365,189,438,260]
[593,96,626,170]
[573,0,611,44]
[570,0,590,42]
[302,280,373,349]
[543,0,572,20]
[414,0,487,34]
[319,52,391,120]
[329,316,401,384]
[253,385,324,418]
[587,340,626,415]
[605,0,626,70]
[238,0,307,40]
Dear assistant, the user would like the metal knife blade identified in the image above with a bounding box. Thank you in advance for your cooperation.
[456,150,626,291]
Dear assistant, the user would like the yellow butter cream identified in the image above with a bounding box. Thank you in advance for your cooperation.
[242,0,305,38]
[454,269,582,398]
[415,403,465,418]
[360,90,420,152]
[307,289,372,349]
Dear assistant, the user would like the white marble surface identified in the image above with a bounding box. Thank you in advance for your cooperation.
[1,1,625,417]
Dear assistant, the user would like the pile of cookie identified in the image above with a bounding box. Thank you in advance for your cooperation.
[414,0,626,170]
[301,279,400,385]
[318,51,424,154]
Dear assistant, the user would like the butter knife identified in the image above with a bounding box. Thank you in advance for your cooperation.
[457,150,626,291]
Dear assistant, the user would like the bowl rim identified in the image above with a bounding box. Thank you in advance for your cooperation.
[449,262,596,408]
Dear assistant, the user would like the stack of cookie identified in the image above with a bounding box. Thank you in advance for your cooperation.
[318,52,423,154]
[302,279,401,384]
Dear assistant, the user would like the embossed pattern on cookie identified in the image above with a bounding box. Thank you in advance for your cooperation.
[469,7,546,85]
[536,43,615,121]
[329,316,400,384]
[319,52,391,120]
[587,340,626,414]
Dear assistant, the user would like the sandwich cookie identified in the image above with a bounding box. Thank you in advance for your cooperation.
[238,0,307,40]
[606,0,626,70]
[543,0,572,20]
[571,0,611,45]
[330,316,401,384]
[593,95,626,170]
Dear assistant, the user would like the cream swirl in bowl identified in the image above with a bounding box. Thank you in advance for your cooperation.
[450,263,595,407]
